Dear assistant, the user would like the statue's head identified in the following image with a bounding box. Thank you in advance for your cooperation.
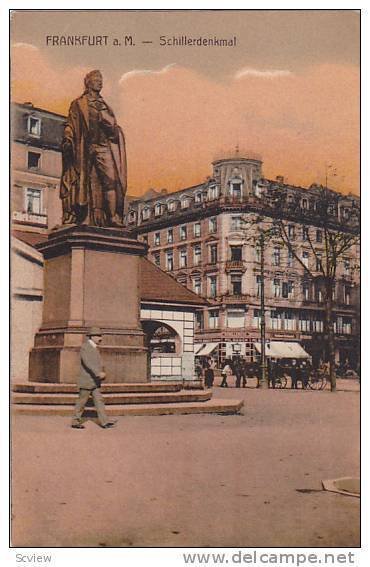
[84,70,103,92]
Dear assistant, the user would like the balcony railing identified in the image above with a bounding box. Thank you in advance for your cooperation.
[220,292,251,303]
[12,211,48,226]
[225,260,246,272]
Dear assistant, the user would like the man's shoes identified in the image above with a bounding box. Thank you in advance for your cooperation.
[71,423,85,429]
[101,421,117,429]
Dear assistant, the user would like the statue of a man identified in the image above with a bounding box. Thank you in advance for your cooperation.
[60,70,127,227]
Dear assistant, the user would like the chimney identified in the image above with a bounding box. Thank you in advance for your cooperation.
[276,175,284,184]
[23,102,34,107]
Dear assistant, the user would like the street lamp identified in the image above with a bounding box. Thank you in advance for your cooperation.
[258,231,268,389]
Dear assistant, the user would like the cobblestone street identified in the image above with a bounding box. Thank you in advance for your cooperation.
[11,380,360,548]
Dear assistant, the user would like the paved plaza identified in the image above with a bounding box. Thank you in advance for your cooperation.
[11,380,360,548]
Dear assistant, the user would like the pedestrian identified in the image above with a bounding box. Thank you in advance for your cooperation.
[71,327,117,429]
[300,360,310,389]
[240,359,247,388]
[234,357,242,388]
[220,360,232,387]
[204,357,215,388]
[290,359,298,389]
[268,359,276,389]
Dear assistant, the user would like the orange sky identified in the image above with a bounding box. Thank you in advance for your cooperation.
[11,10,360,196]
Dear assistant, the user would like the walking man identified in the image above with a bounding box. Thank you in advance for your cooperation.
[71,327,117,429]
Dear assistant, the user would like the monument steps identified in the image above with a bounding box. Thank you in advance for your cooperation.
[12,381,183,394]
[12,389,212,406]
[11,382,243,416]
[12,398,244,417]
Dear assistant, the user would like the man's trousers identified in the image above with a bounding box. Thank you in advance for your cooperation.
[72,388,110,426]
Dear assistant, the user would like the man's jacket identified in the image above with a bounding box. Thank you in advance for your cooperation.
[78,340,103,390]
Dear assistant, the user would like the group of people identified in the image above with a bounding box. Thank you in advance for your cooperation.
[196,356,250,388]
[196,356,324,390]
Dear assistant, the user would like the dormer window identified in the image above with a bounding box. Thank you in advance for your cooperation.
[168,200,176,212]
[230,181,242,200]
[302,198,308,209]
[342,207,350,220]
[154,203,163,217]
[181,196,190,209]
[142,207,150,220]
[27,115,41,137]
[128,210,137,224]
[208,185,219,201]
[254,183,263,198]
[195,192,202,203]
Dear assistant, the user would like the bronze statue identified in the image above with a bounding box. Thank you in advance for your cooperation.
[60,70,127,227]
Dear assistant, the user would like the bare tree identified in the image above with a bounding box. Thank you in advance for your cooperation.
[264,185,360,392]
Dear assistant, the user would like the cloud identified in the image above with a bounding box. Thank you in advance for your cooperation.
[12,42,39,51]
[235,67,293,79]
[11,43,93,115]
[10,43,359,197]
[119,63,177,84]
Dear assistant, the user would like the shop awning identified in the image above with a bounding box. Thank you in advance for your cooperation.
[194,344,205,355]
[195,343,219,356]
[254,341,311,359]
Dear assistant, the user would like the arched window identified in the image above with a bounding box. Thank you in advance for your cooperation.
[154,203,163,217]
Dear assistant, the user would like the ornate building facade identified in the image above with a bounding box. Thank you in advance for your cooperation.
[11,102,64,234]
[126,155,360,367]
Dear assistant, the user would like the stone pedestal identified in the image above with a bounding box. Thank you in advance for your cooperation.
[29,225,149,383]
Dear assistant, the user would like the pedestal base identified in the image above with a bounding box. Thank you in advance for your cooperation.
[29,225,149,384]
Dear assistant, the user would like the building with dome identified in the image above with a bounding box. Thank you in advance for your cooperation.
[125,154,360,368]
